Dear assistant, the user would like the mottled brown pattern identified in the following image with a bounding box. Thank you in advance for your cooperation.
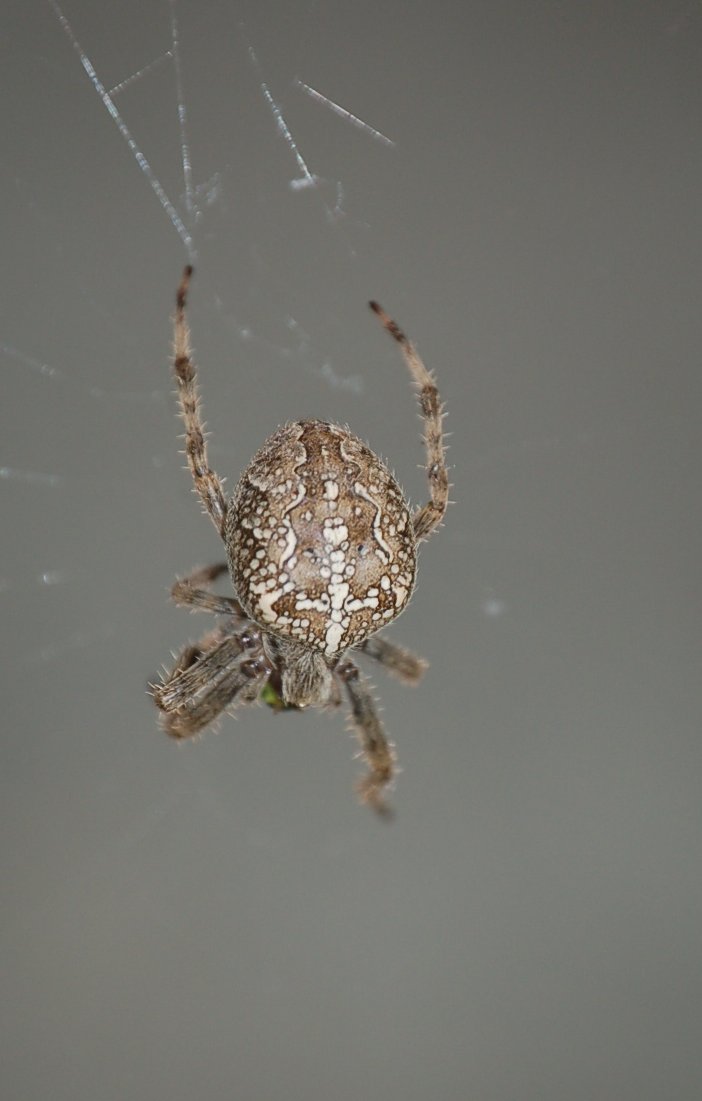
[152,268,449,815]
[227,421,416,656]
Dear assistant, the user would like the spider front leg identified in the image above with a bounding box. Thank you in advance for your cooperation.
[370,301,449,541]
[336,659,396,817]
[170,562,246,618]
[162,623,227,681]
[173,266,228,537]
[153,630,270,739]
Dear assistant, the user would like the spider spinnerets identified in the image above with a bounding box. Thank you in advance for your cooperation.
[152,267,448,815]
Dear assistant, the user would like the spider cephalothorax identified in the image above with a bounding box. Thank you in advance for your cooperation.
[152,267,448,815]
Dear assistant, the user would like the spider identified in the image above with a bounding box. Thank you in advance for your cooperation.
[152,266,448,815]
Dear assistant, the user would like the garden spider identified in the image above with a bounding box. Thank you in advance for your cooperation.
[152,267,448,815]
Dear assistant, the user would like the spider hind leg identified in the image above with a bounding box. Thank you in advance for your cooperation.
[173,267,228,537]
[370,300,449,542]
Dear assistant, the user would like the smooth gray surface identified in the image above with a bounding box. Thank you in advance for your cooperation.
[2,2,701,1098]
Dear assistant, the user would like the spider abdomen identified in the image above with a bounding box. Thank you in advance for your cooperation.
[226,420,416,657]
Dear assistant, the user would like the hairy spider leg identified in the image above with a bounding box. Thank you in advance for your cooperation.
[154,632,271,739]
[173,266,228,536]
[369,301,449,542]
[337,659,396,818]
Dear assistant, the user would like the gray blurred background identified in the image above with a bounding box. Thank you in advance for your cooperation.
[2,1,701,1098]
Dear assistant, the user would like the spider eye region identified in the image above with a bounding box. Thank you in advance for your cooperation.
[226,420,417,657]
